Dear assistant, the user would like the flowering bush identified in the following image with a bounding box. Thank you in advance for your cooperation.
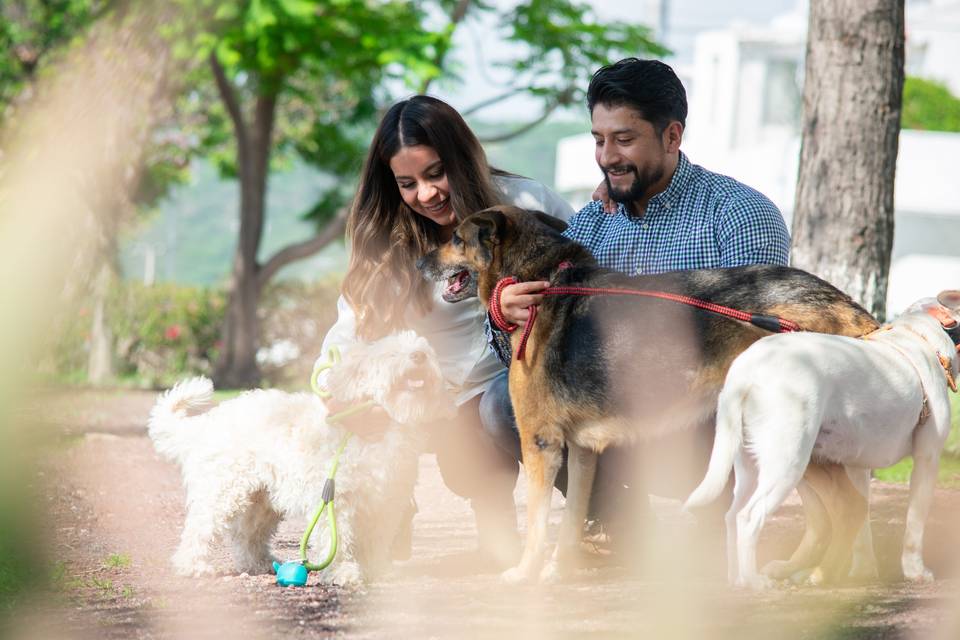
[108,282,226,386]
[43,278,343,388]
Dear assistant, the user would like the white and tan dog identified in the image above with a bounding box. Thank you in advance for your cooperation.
[148,331,452,585]
[686,292,960,589]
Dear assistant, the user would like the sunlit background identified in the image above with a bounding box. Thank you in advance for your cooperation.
[2,0,960,638]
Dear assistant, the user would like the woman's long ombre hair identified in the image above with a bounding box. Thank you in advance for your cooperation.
[343,95,503,339]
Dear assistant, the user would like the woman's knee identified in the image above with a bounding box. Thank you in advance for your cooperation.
[478,372,519,452]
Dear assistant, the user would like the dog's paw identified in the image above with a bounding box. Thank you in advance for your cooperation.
[738,573,774,591]
[500,565,531,585]
[324,561,363,586]
[760,559,796,580]
[903,566,934,583]
[172,557,217,578]
[538,559,561,584]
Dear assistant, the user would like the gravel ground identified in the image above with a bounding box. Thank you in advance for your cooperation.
[6,388,960,639]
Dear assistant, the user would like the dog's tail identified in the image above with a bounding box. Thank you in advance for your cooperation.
[148,377,214,461]
[684,383,746,511]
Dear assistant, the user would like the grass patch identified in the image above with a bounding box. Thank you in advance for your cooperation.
[104,553,131,569]
[875,455,960,488]
[945,392,960,455]
[90,577,113,593]
[873,393,960,487]
[50,561,68,587]
[212,389,244,402]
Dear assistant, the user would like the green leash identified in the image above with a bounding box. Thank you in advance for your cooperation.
[298,432,351,571]
[301,346,375,571]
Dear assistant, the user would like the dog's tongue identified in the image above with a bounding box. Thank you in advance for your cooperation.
[445,270,469,296]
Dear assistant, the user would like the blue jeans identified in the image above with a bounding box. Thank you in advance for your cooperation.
[478,370,644,527]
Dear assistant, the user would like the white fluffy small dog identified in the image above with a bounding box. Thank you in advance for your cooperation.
[148,331,452,584]
[686,292,960,589]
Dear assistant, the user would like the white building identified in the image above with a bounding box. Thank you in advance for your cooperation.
[554,0,960,316]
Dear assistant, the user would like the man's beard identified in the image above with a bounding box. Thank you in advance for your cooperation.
[603,164,664,204]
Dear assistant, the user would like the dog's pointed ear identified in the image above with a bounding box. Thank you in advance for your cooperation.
[530,210,568,234]
[463,207,508,246]
[937,290,960,312]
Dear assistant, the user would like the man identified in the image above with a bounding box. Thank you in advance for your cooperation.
[479,57,791,548]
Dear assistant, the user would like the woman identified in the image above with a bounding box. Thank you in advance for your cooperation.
[318,95,573,566]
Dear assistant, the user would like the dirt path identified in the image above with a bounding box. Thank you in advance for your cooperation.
[9,389,960,639]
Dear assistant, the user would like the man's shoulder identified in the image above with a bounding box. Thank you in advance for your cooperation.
[565,199,614,236]
[571,198,607,218]
[685,160,781,217]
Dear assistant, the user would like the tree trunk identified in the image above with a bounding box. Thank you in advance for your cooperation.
[791,0,904,321]
[212,66,276,387]
[87,259,116,384]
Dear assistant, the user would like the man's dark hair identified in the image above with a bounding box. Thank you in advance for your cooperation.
[587,58,687,133]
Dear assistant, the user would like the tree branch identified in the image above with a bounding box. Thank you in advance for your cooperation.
[478,103,559,143]
[419,0,473,94]
[257,210,348,288]
[210,51,248,152]
[461,86,526,117]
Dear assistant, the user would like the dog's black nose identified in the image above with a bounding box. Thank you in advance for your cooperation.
[410,350,426,365]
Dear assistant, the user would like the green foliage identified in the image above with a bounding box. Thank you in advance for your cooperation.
[40,281,227,386]
[43,277,343,387]
[160,0,665,233]
[104,553,131,569]
[108,282,226,385]
[169,0,447,179]
[0,482,43,616]
[500,0,669,111]
[874,455,960,489]
[0,0,107,117]
[901,76,960,133]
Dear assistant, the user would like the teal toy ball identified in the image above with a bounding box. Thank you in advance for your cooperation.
[274,561,309,587]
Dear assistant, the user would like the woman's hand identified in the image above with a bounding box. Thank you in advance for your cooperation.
[592,179,617,214]
[500,281,550,326]
[322,397,392,440]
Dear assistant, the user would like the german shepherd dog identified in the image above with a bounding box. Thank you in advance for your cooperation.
[417,206,880,583]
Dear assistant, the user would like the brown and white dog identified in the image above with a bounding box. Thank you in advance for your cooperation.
[417,205,880,583]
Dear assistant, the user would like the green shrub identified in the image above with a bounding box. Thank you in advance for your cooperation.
[108,282,226,387]
[902,76,960,132]
[41,277,343,388]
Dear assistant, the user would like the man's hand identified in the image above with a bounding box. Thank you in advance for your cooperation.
[322,398,391,440]
[500,281,550,326]
[592,179,617,214]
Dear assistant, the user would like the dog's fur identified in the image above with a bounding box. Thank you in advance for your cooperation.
[686,294,960,588]
[416,205,880,583]
[148,331,452,584]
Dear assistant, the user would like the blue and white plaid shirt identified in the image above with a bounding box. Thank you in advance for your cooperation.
[486,152,791,366]
[562,152,790,273]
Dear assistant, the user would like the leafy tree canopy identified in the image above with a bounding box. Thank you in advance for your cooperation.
[0,0,109,118]
[164,0,668,226]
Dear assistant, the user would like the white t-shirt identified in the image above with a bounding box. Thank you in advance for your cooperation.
[317,174,574,405]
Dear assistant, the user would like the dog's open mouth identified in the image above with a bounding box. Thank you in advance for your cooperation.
[397,364,435,394]
[443,269,473,302]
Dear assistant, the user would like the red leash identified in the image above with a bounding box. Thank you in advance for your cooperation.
[490,275,802,361]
